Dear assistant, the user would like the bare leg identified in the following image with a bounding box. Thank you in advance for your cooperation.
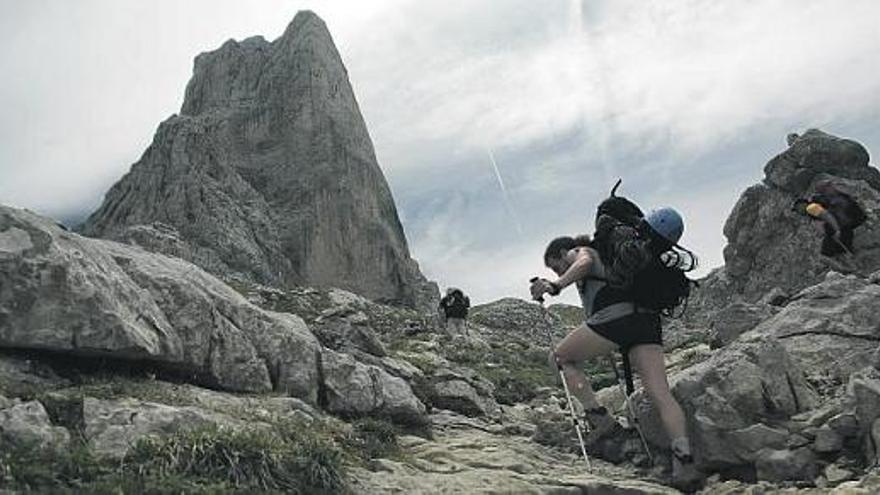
[630,344,702,488]
[628,344,686,440]
[552,324,618,410]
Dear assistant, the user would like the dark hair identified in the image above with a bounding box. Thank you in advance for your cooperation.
[544,235,591,266]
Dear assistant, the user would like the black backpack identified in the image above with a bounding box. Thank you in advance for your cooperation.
[592,180,697,317]
[443,290,469,317]
[810,191,867,228]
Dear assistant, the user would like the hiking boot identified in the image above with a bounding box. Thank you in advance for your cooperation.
[671,438,702,493]
[583,406,624,444]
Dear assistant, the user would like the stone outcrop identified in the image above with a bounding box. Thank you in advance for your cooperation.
[0,399,70,452]
[692,129,880,315]
[1,205,320,400]
[429,368,500,418]
[767,130,880,193]
[743,271,880,382]
[638,338,818,473]
[78,11,437,311]
[320,349,427,425]
[707,301,778,349]
[83,397,246,459]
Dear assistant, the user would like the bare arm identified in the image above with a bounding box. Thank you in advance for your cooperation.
[554,247,594,290]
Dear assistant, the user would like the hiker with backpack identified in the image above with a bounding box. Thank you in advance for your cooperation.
[529,183,701,491]
[439,287,470,336]
[793,181,867,273]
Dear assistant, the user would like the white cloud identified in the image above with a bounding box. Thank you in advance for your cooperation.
[1,0,879,304]
[348,0,880,174]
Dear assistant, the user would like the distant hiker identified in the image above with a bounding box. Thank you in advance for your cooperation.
[439,288,470,336]
[531,198,701,490]
[794,181,867,259]
[786,132,800,147]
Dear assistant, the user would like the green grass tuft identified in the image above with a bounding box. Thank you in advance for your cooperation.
[346,418,401,460]
[126,423,346,494]
[0,419,350,494]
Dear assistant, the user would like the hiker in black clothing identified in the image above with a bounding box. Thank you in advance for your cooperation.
[439,288,470,336]
[530,206,701,491]
[795,181,867,258]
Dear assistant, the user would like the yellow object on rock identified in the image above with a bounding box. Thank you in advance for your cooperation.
[806,202,826,218]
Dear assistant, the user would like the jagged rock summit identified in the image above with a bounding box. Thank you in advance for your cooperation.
[79,11,437,311]
[695,129,880,311]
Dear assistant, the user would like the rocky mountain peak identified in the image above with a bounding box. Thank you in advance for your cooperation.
[764,128,878,193]
[693,129,880,314]
[80,11,438,310]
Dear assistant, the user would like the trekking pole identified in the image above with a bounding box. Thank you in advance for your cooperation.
[530,277,592,472]
[609,355,654,465]
[833,236,855,257]
[825,232,865,275]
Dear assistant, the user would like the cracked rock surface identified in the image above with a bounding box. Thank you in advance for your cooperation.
[1,205,320,400]
[77,11,438,311]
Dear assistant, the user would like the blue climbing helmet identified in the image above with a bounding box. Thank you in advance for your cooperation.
[645,207,684,245]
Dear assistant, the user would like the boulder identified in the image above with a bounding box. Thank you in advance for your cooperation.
[432,379,497,418]
[428,367,499,418]
[708,301,777,349]
[827,412,860,438]
[312,312,387,357]
[320,350,427,425]
[378,356,424,381]
[813,426,844,453]
[824,464,855,485]
[742,273,880,384]
[830,471,880,494]
[639,338,817,471]
[0,400,69,451]
[0,206,321,401]
[754,447,818,482]
[82,397,244,459]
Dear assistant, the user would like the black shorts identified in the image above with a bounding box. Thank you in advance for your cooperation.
[590,312,662,351]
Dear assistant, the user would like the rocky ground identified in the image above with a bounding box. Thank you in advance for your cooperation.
[2,12,880,492]
[2,231,880,493]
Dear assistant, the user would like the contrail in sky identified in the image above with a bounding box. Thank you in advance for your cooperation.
[487,148,524,239]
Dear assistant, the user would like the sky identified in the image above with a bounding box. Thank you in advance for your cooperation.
[1,0,879,305]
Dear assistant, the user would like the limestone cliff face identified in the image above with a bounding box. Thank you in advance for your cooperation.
[80,11,437,310]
